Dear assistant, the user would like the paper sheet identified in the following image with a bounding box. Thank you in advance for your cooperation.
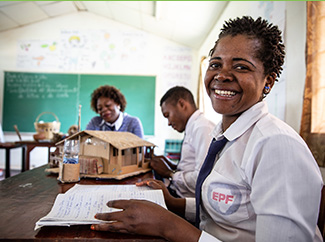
[65,184,151,194]
[35,185,166,229]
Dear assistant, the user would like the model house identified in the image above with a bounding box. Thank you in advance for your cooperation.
[56,130,155,179]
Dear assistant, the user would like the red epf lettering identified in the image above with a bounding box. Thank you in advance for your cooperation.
[212,192,234,204]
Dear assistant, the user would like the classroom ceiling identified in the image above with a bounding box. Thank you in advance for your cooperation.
[0,1,228,49]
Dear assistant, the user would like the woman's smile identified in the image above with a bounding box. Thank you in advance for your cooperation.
[212,87,239,100]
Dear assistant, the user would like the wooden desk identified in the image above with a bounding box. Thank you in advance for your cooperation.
[16,141,57,171]
[0,165,166,241]
[0,142,26,178]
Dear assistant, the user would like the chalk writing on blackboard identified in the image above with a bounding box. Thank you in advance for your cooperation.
[5,72,78,99]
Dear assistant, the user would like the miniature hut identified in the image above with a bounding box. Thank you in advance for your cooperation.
[56,130,155,179]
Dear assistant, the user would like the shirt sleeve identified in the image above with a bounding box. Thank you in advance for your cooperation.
[172,124,213,195]
[131,117,144,138]
[199,231,223,242]
[250,133,323,241]
[255,215,322,242]
[185,197,224,242]
[184,197,196,222]
[85,117,97,130]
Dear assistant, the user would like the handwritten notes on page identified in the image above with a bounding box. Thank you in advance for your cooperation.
[35,185,166,229]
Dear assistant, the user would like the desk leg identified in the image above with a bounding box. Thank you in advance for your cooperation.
[25,147,30,171]
[5,148,10,178]
[21,146,26,173]
[24,145,36,171]
[48,147,51,164]
[25,145,34,171]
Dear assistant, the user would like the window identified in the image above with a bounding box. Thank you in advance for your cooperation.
[113,148,118,157]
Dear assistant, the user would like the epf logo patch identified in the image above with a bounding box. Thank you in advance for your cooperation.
[208,183,242,215]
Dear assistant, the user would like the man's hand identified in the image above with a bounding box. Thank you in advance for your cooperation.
[136,179,172,202]
[150,156,173,178]
[136,179,186,217]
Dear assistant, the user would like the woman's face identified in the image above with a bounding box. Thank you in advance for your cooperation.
[204,34,274,129]
[96,97,120,123]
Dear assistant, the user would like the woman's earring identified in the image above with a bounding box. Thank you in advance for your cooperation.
[264,86,270,94]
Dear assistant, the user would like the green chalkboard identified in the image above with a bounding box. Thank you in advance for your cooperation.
[3,71,155,135]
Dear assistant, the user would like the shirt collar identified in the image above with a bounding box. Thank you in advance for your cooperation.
[212,101,269,141]
[99,112,124,130]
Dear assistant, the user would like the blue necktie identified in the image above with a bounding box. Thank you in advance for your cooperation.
[195,137,228,228]
[103,123,115,131]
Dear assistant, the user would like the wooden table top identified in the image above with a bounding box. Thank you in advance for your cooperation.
[0,165,166,241]
[16,140,57,146]
[0,142,24,148]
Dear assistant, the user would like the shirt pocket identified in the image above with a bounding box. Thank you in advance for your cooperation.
[203,171,251,224]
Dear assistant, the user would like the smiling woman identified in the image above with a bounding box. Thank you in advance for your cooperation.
[85,85,144,138]
[204,34,274,131]
[90,16,323,242]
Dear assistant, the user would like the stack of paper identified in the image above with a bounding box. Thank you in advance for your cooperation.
[35,184,166,230]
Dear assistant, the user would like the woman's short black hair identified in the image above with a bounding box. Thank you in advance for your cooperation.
[90,85,126,113]
[209,16,285,81]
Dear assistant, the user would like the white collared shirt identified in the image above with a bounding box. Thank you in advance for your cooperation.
[99,112,124,131]
[170,110,215,198]
[185,101,323,242]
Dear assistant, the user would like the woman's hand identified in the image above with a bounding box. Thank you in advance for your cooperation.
[91,199,201,242]
[92,199,169,236]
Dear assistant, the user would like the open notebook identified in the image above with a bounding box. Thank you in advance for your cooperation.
[35,184,167,230]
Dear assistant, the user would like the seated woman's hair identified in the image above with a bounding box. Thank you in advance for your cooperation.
[90,85,127,113]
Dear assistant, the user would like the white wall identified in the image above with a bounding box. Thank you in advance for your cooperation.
[199,1,306,133]
[0,12,199,170]
[285,2,306,132]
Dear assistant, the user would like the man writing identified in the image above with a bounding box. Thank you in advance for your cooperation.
[150,86,215,198]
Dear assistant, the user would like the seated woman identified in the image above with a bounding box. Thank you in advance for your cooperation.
[90,16,323,242]
[86,85,144,138]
